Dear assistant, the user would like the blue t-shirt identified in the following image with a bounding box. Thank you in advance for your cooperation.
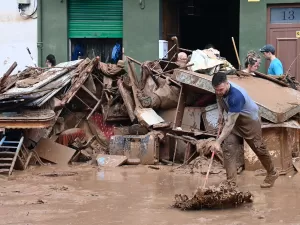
[268,58,283,76]
[223,82,259,121]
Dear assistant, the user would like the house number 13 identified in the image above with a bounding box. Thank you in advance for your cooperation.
[283,10,295,20]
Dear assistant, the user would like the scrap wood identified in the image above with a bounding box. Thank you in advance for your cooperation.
[127,59,165,127]
[173,183,253,210]
[167,134,223,164]
[254,71,289,87]
[117,79,136,122]
[236,70,252,77]
[0,62,17,87]
[60,58,97,105]
[0,75,18,93]
[171,36,193,53]
[166,133,197,144]
[34,138,76,165]
[86,119,109,151]
[126,55,181,87]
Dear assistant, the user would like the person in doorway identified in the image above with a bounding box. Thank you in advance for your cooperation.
[72,42,84,60]
[210,72,279,188]
[242,50,261,75]
[259,44,283,75]
[45,54,56,68]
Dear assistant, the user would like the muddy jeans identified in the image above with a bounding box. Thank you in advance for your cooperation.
[222,125,275,183]
[222,134,244,171]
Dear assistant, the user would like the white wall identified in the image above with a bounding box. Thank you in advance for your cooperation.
[0,0,37,76]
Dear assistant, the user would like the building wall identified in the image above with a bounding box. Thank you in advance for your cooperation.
[123,0,160,62]
[240,0,299,73]
[0,0,37,75]
[38,0,160,65]
[38,0,68,66]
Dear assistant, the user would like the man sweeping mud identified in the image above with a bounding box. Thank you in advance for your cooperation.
[210,72,279,188]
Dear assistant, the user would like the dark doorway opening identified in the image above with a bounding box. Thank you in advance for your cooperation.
[70,38,122,63]
[163,0,240,68]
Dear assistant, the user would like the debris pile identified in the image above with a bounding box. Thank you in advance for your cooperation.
[0,36,299,177]
[173,184,253,210]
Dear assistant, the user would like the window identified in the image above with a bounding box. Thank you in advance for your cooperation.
[271,7,300,24]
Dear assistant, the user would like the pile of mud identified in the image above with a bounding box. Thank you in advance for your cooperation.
[173,184,253,210]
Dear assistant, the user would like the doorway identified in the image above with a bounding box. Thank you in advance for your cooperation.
[267,4,300,80]
[70,38,122,63]
[162,0,240,68]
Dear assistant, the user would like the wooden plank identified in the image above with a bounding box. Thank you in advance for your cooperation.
[96,154,127,167]
[34,138,76,165]
[0,62,17,87]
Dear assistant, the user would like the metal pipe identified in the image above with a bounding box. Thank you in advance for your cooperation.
[37,0,42,67]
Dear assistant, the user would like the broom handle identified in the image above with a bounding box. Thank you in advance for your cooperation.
[202,150,215,189]
[202,133,220,189]
[232,37,241,70]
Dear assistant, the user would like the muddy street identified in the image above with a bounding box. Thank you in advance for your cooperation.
[0,165,299,225]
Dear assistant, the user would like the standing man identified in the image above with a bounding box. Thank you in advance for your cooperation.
[259,44,283,75]
[210,72,279,188]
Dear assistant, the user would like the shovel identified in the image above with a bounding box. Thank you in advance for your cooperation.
[126,60,164,127]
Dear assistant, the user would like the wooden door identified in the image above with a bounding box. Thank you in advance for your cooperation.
[267,5,300,80]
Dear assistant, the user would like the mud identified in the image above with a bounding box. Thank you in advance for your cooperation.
[173,184,253,210]
[37,171,78,177]
[1,165,300,225]
[174,156,225,175]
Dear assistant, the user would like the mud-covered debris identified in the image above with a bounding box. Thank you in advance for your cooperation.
[38,171,78,177]
[173,183,253,210]
[148,165,160,170]
[31,199,45,205]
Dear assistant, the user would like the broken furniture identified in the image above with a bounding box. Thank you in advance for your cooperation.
[126,58,165,127]
[34,138,76,165]
[60,58,102,121]
[244,120,300,175]
[109,132,160,165]
[0,109,56,129]
[173,69,300,174]
[174,69,300,123]
[166,82,217,164]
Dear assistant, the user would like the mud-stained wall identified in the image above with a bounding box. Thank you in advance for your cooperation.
[0,0,37,75]
[123,0,160,62]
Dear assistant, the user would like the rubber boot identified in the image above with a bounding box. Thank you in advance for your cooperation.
[260,170,279,188]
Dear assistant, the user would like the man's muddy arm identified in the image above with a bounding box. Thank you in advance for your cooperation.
[216,97,224,124]
[217,113,239,144]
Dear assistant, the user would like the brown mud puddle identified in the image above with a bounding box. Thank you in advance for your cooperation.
[0,165,299,225]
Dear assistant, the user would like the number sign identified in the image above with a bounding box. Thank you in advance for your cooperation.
[271,8,300,24]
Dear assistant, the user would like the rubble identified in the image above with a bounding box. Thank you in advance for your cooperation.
[0,35,298,179]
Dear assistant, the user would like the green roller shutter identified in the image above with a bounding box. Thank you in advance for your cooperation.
[68,0,123,38]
